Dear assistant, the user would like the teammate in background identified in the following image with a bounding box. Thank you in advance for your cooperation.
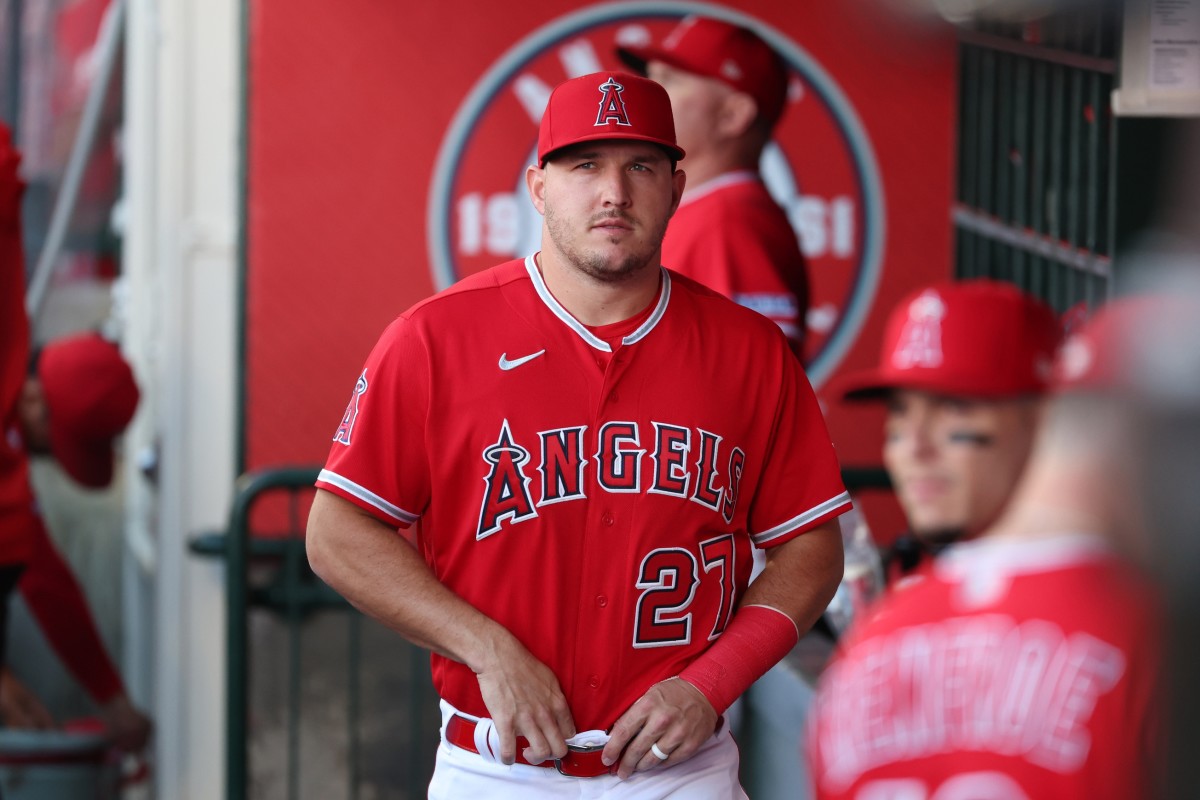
[617,16,810,358]
[834,279,1062,580]
[0,123,151,754]
[807,298,1162,799]
[307,72,850,796]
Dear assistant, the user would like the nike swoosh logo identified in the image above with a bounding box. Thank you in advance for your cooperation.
[499,350,546,371]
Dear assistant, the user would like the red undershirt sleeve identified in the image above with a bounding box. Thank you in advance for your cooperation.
[18,515,125,704]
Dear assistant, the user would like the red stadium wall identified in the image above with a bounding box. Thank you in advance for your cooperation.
[243,1,958,542]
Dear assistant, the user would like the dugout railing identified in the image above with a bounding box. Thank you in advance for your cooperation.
[200,464,891,800]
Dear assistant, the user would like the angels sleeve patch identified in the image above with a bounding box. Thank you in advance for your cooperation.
[333,369,369,446]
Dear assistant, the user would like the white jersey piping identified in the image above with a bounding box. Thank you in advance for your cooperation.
[317,469,419,526]
[523,254,671,351]
[677,170,760,209]
[751,491,853,546]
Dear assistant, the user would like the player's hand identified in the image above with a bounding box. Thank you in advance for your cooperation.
[0,667,55,730]
[602,676,718,779]
[99,694,153,754]
[473,635,575,766]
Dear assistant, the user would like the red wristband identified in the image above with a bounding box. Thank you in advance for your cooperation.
[677,604,799,715]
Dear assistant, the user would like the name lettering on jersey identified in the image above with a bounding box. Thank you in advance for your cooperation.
[333,369,369,446]
[649,423,691,497]
[595,76,632,127]
[691,430,725,511]
[811,615,1127,792]
[537,426,587,506]
[597,422,644,493]
[475,419,747,539]
[476,420,537,539]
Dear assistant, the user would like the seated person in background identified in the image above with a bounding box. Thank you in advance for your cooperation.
[1,122,150,754]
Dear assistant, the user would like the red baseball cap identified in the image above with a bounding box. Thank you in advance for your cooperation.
[538,72,684,167]
[1053,296,1182,393]
[38,333,140,488]
[835,279,1062,402]
[617,16,790,128]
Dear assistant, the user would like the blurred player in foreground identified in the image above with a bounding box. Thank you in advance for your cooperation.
[808,296,1163,799]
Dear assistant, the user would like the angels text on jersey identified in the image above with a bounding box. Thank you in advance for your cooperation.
[477,418,746,540]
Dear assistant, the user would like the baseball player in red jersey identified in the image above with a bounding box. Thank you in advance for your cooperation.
[0,123,150,752]
[618,16,809,358]
[836,280,1062,580]
[307,72,851,796]
[808,296,1162,799]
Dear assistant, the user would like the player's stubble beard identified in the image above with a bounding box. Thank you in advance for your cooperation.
[544,205,669,284]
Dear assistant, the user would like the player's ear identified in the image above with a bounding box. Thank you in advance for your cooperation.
[526,164,547,215]
[669,168,686,216]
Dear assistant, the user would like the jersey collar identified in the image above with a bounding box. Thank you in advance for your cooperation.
[678,169,760,209]
[524,254,671,353]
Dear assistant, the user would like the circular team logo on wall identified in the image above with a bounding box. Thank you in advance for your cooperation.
[428,1,885,388]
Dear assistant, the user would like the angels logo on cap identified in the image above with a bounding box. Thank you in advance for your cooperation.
[892,290,946,370]
[595,77,632,127]
[537,71,683,167]
[833,279,1062,401]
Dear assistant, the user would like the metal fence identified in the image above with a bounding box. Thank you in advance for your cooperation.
[196,467,440,800]
[954,4,1121,310]
[210,465,892,800]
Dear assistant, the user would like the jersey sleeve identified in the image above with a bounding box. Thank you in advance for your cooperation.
[19,513,125,703]
[315,315,431,528]
[0,123,30,425]
[748,344,851,548]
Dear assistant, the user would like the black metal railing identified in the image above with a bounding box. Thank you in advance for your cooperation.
[194,466,438,800]
[202,464,891,799]
[954,4,1119,311]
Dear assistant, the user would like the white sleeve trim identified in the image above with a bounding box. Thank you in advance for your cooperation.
[751,491,852,546]
[316,469,420,526]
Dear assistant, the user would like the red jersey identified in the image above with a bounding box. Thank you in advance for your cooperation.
[318,256,850,731]
[807,534,1160,800]
[662,171,809,355]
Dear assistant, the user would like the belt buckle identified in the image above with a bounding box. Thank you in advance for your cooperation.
[554,742,605,777]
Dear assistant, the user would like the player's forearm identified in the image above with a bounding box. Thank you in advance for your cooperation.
[306,490,518,670]
[676,521,845,715]
[741,521,844,631]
